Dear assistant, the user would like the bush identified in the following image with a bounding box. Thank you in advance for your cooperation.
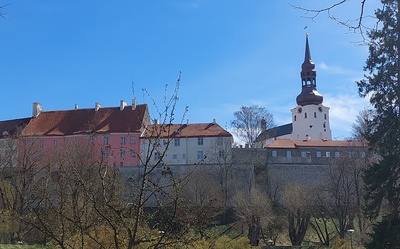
[328,238,351,249]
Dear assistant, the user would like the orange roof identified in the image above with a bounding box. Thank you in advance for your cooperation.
[267,139,363,148]
[142,123,232,139]
[21,104,149,136]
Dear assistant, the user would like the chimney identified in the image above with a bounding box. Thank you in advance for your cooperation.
[32,102,42,118]
[74,104,78,110]
[120,100,127,111]
[213,118,216,124]
[132,99,137,110]
[187,119,190,125]
[154,119,159,125]
[95,102,101,111]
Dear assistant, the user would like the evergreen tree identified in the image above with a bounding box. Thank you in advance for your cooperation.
[357,0,400,247]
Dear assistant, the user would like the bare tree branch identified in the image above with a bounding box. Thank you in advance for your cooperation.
[289,0,374,44]
[0,4,9,19]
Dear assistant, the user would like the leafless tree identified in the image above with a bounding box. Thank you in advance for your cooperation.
[0,130,43,244]
[208,137,236,222]
[0,4,8,18]
[290,0,378,42]
[308,198,334,247]
[233,188,276,246]
[309,144,372,245]
[282,183,311,246]
[179,169,221,237]
[26,139,103,249]
[352,109,374,141]
[78,73,194,249]
[231,105,274,147]
[22,73,196,249]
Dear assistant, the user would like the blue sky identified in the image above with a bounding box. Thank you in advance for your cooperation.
[1,1,379,140]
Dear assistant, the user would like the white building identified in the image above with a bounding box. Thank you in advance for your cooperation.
[141,120,233,166]
[256,34,332,147]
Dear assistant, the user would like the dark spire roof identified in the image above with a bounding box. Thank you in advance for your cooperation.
[296,34,323,106]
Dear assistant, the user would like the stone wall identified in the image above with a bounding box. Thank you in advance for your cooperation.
[119,145,365,206]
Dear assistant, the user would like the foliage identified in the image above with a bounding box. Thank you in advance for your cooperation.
[355,0,400,246]
[231,105,274,147]
[365,215,400,249]
[328,238,352,249]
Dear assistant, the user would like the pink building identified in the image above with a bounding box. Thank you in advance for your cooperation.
[0,101,150,167]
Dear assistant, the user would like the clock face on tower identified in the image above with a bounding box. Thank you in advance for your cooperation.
[298,107,302,114]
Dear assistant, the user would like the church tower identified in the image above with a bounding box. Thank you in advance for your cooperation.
[290,34,332,140]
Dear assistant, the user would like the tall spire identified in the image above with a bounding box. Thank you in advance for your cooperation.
[304,33,312,65]
[296,34,323,106]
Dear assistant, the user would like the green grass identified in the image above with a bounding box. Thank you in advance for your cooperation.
[0,245,51,249]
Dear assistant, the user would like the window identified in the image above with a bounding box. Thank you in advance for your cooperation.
[323,123,326,128]
[154,152,160,160]
[294,115,297,121]
[271,151,277,157]
[39,140,44,148]
[218,150,225,159]
[334,151,340,157]
[197,151,204,159]
[173,154,178,160]
[326,151,331,157]
[121,136,126,145]
[130,150,136,158]
[314,112,317,118]
[130,136,136,145]
[324,114,327,120]
[286,151,292,158]
[316,151,322,157]
[120,149,126,158]
[198,137,204,145]
[301,151,307,158]
[182,154,186,159]
[361,151,366,158]
[53,140,58,147]
[103,149,109,158]
[305,112,308,119]
[104,136,109,145]
[174,138,180,147]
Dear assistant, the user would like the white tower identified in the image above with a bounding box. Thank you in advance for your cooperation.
[290,34,332,140]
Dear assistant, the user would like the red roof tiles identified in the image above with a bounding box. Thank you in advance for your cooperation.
[21,104,149,136]
[142,123,232,139]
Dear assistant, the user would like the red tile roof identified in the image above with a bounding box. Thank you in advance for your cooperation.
[142,123,232,139]
[0,118,31,138]
[21,104,149,136]
[267,139,363,148]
